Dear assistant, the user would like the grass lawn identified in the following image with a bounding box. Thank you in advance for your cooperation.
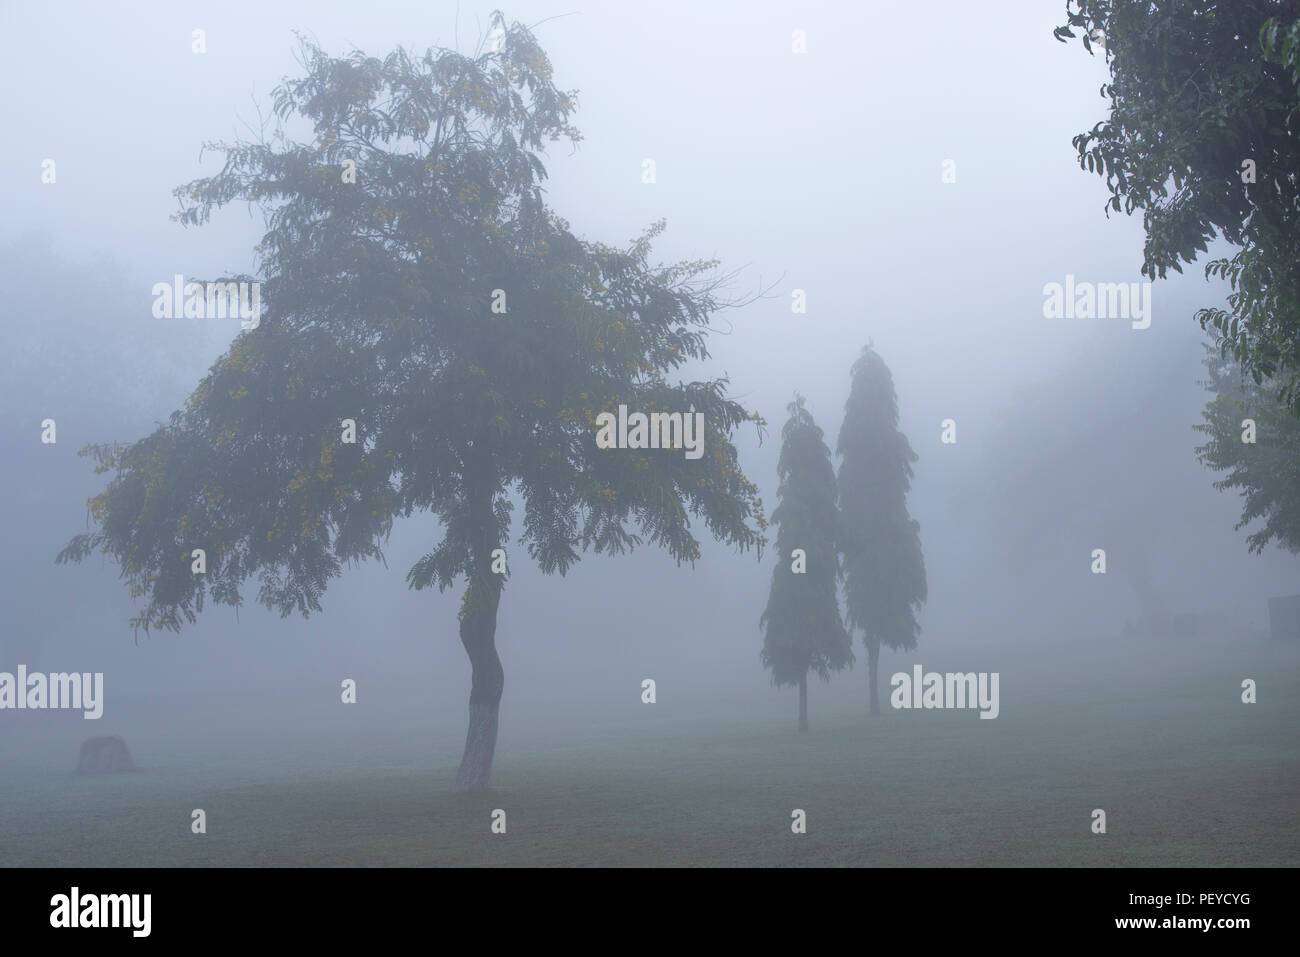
[2,638,1296,866]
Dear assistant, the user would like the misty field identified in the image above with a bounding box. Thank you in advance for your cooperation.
[1,637,1296,867]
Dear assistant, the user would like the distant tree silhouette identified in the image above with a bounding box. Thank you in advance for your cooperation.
[837,345,926,714]
[760,395,853,732]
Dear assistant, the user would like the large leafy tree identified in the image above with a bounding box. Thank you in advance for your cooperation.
[57,13,765,792]
[759,396,853,732]
[1056,1,1300,409]
[1195,344,1300,553]
[837,345,926,715]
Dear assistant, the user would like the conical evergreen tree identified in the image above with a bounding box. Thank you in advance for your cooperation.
[837,345,927,714]
[761,395,854,732]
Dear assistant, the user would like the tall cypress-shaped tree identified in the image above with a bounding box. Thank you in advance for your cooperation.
[837,345,926,714]
[760,395,853,732]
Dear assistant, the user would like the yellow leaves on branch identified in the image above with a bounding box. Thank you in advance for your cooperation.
[186,383,211,411]
[286,470,311,495]
[266,512,288,543]
[300,511,323,540]
[556,405,598,428]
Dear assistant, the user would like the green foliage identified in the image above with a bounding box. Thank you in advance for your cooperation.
[1195,344,1300,553]
[759,396,853,688]
[837,345,926,651]
[1058,0,1300,409]
[57,12,765,634]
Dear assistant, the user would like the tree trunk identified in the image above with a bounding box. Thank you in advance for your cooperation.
[452,584,503,792]
[867,637,881,715]
[452,472,505,793]
[798,674,808,733]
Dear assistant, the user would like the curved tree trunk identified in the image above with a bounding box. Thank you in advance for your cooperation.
[452,582,503,792]
[867,637,881,715]
[452,473,505,793]
[798,674,808,733]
